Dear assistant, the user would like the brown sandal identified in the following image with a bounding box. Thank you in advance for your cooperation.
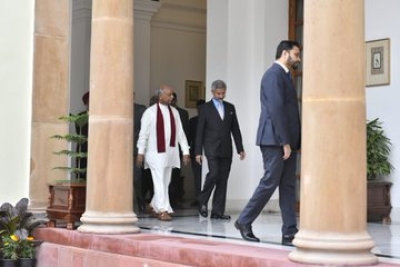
[146,204,158,218]
[158,211,172,221]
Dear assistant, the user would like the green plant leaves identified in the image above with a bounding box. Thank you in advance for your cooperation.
[50,112,88,181]
[367,118,394,180]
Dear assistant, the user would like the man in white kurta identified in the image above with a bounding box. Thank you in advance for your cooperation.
[136,85,190,220]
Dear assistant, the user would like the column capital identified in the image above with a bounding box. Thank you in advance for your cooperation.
[72,0,92,21]
[134,0,161,22]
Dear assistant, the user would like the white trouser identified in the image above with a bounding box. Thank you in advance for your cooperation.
[150,166,173,213]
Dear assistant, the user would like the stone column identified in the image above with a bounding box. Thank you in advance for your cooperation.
[289,1,377,265]
[78,0,139,234]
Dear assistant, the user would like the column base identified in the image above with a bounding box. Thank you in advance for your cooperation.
[78,212,140,234]
[289,230,378,266]
[29,199,48,213]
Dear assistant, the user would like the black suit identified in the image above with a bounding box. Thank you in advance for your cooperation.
[133,103,147,212]
[188,115,201,199]
[176,106,189,137]
[169,105,190,206]
[75,110,88,180]
[195,100,244,215]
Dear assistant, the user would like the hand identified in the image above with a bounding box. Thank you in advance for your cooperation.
[182,155,190,166]
[239,151,246,160]
[195,155,202,165]
[136,154,144,167]
[282,144,291,160]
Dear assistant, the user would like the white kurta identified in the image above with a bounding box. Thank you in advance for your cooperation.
[137,103,190,167]
[137,103,190,213]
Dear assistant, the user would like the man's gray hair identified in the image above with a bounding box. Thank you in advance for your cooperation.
[211,80,227,91]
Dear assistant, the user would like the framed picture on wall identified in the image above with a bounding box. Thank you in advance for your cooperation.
[185,80,204,108]
[365,38,390,87]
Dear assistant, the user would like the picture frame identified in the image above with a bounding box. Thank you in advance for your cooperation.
[365,38,390,87]
[185,80,204,108]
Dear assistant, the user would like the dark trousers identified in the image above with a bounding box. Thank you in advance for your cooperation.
[198,156,232,215]
[238,146,298,236]
[169,168,184,206]
[191,157,202,199]
[133,158,145,212]
[141,168,154,202]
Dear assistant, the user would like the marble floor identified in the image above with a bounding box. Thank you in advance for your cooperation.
[136,207,400,263]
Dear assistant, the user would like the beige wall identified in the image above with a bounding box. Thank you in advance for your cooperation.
[30,0,71,211]
[150,0,206,118]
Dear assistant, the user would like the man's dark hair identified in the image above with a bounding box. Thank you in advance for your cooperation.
[82,91,90,105]
[275,40,300,59]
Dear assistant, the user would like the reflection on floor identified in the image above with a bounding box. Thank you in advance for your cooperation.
[136,207,400,263]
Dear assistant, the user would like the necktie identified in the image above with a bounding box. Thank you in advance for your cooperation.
[218,101,224,119]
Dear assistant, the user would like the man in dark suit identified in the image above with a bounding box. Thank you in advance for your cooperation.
[234,40,301,246]
[195,80,245,220]
[75,91,90,180]
[188,99,205,206]
[134,101,147,213]
[169,92,190,207]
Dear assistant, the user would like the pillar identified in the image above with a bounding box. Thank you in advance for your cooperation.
[289,0,378,265]
[78,0,139,234]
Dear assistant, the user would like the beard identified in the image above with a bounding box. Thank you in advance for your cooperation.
[288,55,299,70]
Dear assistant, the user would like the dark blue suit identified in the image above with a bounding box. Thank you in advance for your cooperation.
[195,100,244,215]
[238,62,301,236]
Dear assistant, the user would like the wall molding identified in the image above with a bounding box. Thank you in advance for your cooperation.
[151,0,206,33]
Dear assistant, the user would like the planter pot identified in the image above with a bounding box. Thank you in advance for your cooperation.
[19,258,37,267]
[46,183,86,229]
[0,259,18,267]
[367,181,392,223]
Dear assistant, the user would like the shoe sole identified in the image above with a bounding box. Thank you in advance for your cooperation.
[211,216,231,220]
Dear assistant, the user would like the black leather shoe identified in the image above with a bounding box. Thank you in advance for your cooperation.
[210,213,231,220]
[281,234,295,247]
[234,220,260,242]
[198,205,208,217]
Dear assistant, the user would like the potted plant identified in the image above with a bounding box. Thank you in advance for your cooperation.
[0,198,47,267]
[0,235,39,267]
[366,118,394,222]
[47,112,88,229]
[1,235,19,267]
[18,236,40,267]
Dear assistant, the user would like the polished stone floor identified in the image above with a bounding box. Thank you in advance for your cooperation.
[136,207,400,263]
